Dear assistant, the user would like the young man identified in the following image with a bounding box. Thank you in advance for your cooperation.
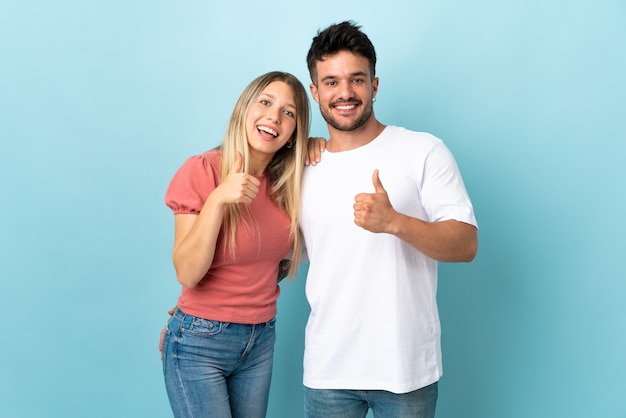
[300,21,479,418]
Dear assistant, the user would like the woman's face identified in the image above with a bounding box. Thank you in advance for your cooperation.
[246,80,297,163]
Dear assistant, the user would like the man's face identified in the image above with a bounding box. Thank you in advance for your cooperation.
[310,50,378,132]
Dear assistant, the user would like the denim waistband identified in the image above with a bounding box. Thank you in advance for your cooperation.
[172,308,276,327]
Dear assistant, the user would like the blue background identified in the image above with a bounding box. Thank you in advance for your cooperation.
[1,1,625,417]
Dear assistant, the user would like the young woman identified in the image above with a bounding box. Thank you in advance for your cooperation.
[161,71,310,418]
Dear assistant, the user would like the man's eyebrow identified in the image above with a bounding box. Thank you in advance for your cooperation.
[320,71,368,82]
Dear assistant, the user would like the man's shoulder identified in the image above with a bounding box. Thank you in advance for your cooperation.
[380,125,443,150]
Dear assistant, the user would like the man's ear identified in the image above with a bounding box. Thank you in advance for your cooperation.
[309,83,320,103]
[372,77,379,98]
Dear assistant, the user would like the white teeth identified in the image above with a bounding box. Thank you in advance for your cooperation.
[335,104,356,110]
[258,126,278,137]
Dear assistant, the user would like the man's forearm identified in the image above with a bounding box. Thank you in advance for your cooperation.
[390,216,478,262]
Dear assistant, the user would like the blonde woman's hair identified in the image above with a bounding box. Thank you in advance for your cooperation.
[219,71,310,279]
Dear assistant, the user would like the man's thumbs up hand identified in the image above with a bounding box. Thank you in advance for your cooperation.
[353,169,396,233]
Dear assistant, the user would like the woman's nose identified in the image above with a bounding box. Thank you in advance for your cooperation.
[266,111,281,124]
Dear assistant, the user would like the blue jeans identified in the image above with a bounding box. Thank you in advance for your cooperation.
[162,309,276,418]
[304,382,438,418]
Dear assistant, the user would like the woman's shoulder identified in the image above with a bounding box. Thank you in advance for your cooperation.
[191,148,221,163]
[179,148,222,173]
[165,149,222,213]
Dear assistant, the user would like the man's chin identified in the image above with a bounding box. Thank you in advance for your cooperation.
[326,117,369,132]
[321,107,372,132]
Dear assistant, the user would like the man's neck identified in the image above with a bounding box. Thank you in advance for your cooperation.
[326,118,386,152]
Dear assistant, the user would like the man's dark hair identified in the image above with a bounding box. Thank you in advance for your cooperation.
[306,21,377,84]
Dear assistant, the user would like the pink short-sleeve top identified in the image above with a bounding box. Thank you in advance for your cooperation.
[164,150,292,324]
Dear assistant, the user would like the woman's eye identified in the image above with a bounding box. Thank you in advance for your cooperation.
[260,99,270,106]
[283,110,295,118]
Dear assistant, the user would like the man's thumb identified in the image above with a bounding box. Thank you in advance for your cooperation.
[372,169,386,193]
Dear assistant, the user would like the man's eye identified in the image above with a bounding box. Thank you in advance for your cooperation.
[353,78,364,83]
[326,81,336,86]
